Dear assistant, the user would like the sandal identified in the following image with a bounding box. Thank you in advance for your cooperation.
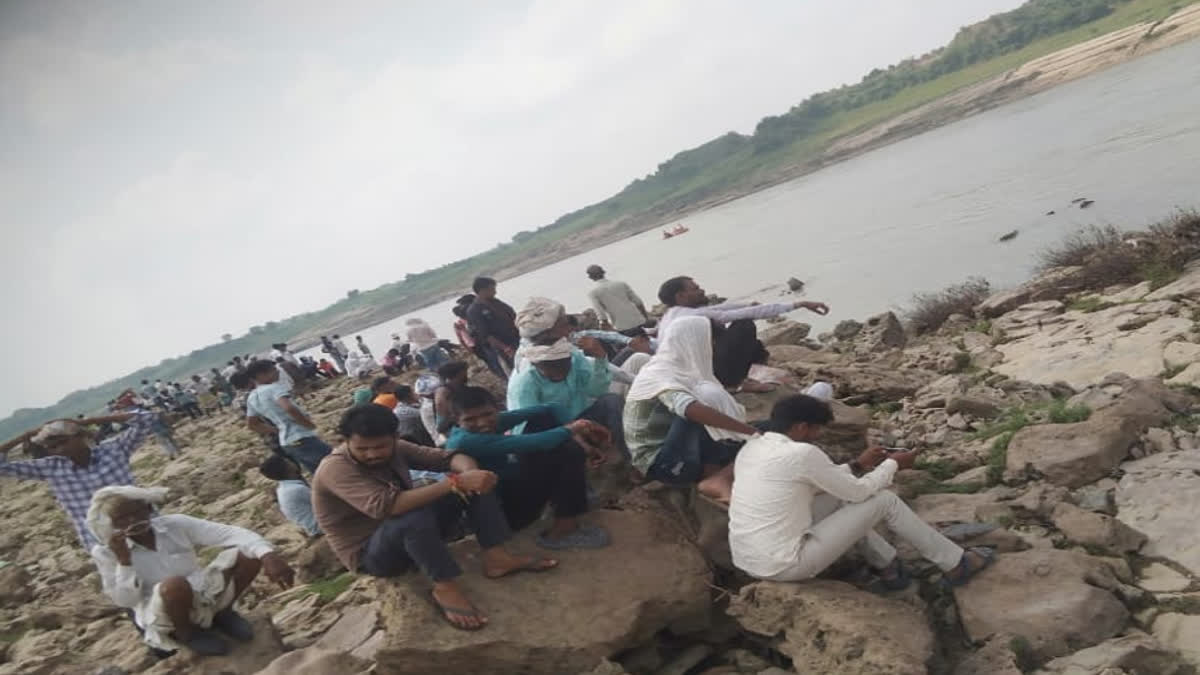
[483,556,559,579]
[428,590,487,631]
[941,546,995,589]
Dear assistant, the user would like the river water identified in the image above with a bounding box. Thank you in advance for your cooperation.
[313,39,1200,360]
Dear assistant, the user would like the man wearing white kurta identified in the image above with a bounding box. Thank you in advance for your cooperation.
[89,486,295,656]
[729,394,993,589]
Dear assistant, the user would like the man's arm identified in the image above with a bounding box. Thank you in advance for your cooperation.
[169,514,277,558]
[799,450,897,504]
[689,302,799,324]
[396,439,453,472]
[446,425,571,460]
[104,410,158,458]
[92,546,145,609]
[276,395,315,429]
[622,282,648,317]
[578,353,613,399]
[588,289,612,326]
[681,401,760,436]
[246,415,276,436]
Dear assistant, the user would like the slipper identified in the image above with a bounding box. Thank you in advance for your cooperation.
[483,556,559,579]
[536,525,611,550]
[428,590,487,631]
[941,546,995,590]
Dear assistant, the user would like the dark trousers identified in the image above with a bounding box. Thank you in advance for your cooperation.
[646,418,739,485]
[181,402,203,419]
[479,344,514,380]
[713,319,767,388]
[578,393,626,458]
[499,409,590,531]
[359,492,510,580]
[284,436,332,474]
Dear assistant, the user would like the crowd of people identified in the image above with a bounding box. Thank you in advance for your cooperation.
[0,264,996,656]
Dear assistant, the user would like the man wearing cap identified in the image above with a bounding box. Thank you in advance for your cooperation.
[509,298,627,454]
[586,265,649,335]
[0,409,159,549]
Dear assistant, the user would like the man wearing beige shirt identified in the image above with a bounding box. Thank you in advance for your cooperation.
[586,265,649,334]
[312,404,556,631]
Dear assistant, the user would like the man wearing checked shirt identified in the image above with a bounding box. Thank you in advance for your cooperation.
[0,410,158,550]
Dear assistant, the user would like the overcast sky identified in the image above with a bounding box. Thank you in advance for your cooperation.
[0,0,1025,417]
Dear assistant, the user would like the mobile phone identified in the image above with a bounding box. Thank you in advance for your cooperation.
[883,447,909,454]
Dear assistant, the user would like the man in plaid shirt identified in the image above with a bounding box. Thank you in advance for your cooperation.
[0,410,158,549]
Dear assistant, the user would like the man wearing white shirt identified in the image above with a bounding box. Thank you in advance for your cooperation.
[729,394,993,589]
[655,276,829,339]
[88,486,295,656]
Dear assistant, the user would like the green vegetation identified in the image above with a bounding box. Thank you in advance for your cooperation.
[307,572,355,603]
[977,399,1092,484]
[1066,296,1115,313]
[1045,399,1093,424]
[914,457,957,481]
[2,0,1194,440]
[909,479,985,496]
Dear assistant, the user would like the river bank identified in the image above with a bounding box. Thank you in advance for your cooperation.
[293,3,1200,344]
[4,214,1200,673]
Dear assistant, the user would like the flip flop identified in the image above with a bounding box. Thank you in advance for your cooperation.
[941,546,996,590]
[428,590,487,631]
[483,556,559,579]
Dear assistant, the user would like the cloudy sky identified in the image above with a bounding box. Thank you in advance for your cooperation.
[0,0,1025,416]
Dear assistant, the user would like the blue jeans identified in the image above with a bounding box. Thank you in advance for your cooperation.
[645,418,739,485]
[284,436,332,473]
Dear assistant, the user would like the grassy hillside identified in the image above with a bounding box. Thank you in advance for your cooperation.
[3,0,1194,440]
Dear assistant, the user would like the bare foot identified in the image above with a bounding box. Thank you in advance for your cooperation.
[431,581,487,630]
[481,548,558,579]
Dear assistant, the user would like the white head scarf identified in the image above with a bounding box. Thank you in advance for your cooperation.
[87,486,170,545]
[525,338,574,363]
[32,419,87,444]
[516,297,565,339]
[626,316,748,440]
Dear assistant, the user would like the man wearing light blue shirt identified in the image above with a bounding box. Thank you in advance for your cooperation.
[259,456,321,536]
[244,360,331,473]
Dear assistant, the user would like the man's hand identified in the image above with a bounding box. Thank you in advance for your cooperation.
[456,469,499,495]
[855,447,889,471]
[577,337,607,359]
[889,450,920,470]
[109,533,132,566]
[261,552,295,589]
[565,420,610,446]
[795,301,830,316]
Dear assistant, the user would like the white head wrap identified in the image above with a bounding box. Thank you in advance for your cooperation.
[805,381,835,401]
[516,298,565,338]
[87,486,170,545]
[626,315,749,441]
[32,420,86,444]
[525,338,574,363]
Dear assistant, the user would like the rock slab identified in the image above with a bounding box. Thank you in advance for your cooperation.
[372,509,710,675]
[728,580,933,675]
[954,549,1128,661]
[1116,448,1200,576]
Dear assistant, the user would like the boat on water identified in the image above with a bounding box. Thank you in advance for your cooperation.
[662,224,690,239]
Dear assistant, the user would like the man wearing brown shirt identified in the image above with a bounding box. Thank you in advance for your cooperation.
[312,404,557,631]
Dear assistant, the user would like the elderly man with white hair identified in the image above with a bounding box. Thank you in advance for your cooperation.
[88,486,295,656]
[0,410,159,549]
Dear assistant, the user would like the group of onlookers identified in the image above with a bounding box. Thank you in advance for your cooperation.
[0,262,997,656]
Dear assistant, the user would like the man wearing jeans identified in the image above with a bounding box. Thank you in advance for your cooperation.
[244,360,331,473]
[729,394,994,589]
[312,404,556,631]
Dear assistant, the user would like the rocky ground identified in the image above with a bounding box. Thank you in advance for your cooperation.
[5,260,1200,674]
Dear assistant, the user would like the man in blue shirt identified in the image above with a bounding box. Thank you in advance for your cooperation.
[445,387,609,550]
[244,360,332,473]
[259,455,321,536]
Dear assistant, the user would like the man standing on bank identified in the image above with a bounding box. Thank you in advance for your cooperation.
[586,265,649,336]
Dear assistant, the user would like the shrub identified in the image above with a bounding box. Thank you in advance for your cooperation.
[1045,400,1091,424]
[905,277,991,334]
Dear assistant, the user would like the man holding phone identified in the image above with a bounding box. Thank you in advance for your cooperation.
[728,394,994,590]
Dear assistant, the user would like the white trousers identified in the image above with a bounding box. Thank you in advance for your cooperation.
[764,491,964,582]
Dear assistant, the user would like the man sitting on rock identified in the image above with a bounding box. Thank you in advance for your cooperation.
[0,409,159,549]
[312,404,556,631]
[89,486,295,656]
[728,394,994,588]
[446,386,611,549]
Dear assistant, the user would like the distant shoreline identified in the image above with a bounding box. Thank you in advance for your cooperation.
[303,4,1200,344]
